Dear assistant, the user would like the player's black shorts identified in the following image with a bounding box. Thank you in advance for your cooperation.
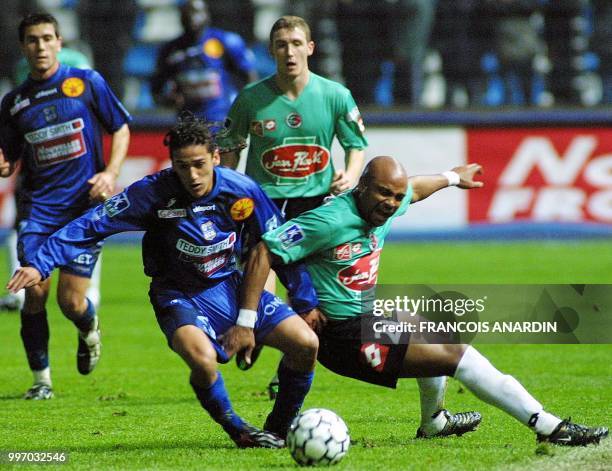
[317,314,410,389]
[272,194,328,220]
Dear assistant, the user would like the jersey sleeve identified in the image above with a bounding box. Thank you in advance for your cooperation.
[223,32,256,75]
[245,180,318,313]
[217,90,250,152]
[0,94,24,162]
[334,88,368,152]
[263,207,335,264]
[87,70,132,133]
[30,177,158,279]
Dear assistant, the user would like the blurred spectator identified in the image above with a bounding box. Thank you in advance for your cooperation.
[78,0,137,100]
[543,0,602,106]
[151,0,258,122]
[0,0,34,95]
[337,0,437,107]
[592,0,612,103]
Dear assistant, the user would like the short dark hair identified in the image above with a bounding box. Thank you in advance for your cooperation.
[163,113,218,156]
[269,15,311,44]
[19,13,60,43]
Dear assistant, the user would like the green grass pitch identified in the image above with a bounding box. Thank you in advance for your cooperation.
[0,241,610,470]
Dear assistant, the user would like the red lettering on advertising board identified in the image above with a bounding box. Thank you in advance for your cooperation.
[467,128,612,223]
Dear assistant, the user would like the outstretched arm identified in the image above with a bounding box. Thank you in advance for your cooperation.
[410,163,483,203]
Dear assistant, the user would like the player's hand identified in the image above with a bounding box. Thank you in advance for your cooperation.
[7,267,42,293]
[452,163,484,189]
[88,170,117,202]
[300,308,328,334]
[0,149,16,178]
[330,170,351,195]
[220,326,256,362]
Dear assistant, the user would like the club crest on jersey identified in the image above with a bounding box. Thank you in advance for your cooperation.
[279,223,305,249]
[201,221,217,240]
[43,106,58,123]
[62,77,85,98]
[230,198,254,221]
[285,112,302,128]
[104,192,130,217]
[203,38,224,59]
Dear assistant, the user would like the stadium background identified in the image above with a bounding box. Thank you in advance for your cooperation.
[0,0,610,240]
[0,1,610,470]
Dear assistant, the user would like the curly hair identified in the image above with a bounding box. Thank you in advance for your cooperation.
[163,113,219,156]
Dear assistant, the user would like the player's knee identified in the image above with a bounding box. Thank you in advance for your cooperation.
[178,340,218,375]
[290,327,319,361]
[441,344,468,371]
[57,291,86,317]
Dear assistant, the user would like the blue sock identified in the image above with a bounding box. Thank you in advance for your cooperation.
[190,372,246,439]
[73,298,95,332]
[265,362,314,438]
[20,310,49,371]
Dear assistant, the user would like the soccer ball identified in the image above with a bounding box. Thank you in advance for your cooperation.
[287,408,350,466]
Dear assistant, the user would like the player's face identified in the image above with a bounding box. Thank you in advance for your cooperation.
[357,175,408,227]
[271,27,314,79]
[172,144,219,199]
[181,0,209,35]
[21,23,62,79]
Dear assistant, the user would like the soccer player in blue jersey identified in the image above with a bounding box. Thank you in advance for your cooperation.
[7,114,320,448]
[0,13,131,400]
[151,0,258,122]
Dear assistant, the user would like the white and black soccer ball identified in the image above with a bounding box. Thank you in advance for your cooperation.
[287,408,350,467]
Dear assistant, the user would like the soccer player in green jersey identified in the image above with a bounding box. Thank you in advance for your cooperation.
[219,15,367,397]
[239,157,608,446]
[219,15,367,216]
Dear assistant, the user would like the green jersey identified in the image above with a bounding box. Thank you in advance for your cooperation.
[263,187,412,320]
[220,73,368,199]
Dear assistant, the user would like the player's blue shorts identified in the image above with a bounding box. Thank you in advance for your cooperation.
[150,273,295,363]
[17,218,103,278]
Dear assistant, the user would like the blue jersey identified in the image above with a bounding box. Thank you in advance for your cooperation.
[28,166,317,313]
[0,64,131,225]
[151,27,256,122]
